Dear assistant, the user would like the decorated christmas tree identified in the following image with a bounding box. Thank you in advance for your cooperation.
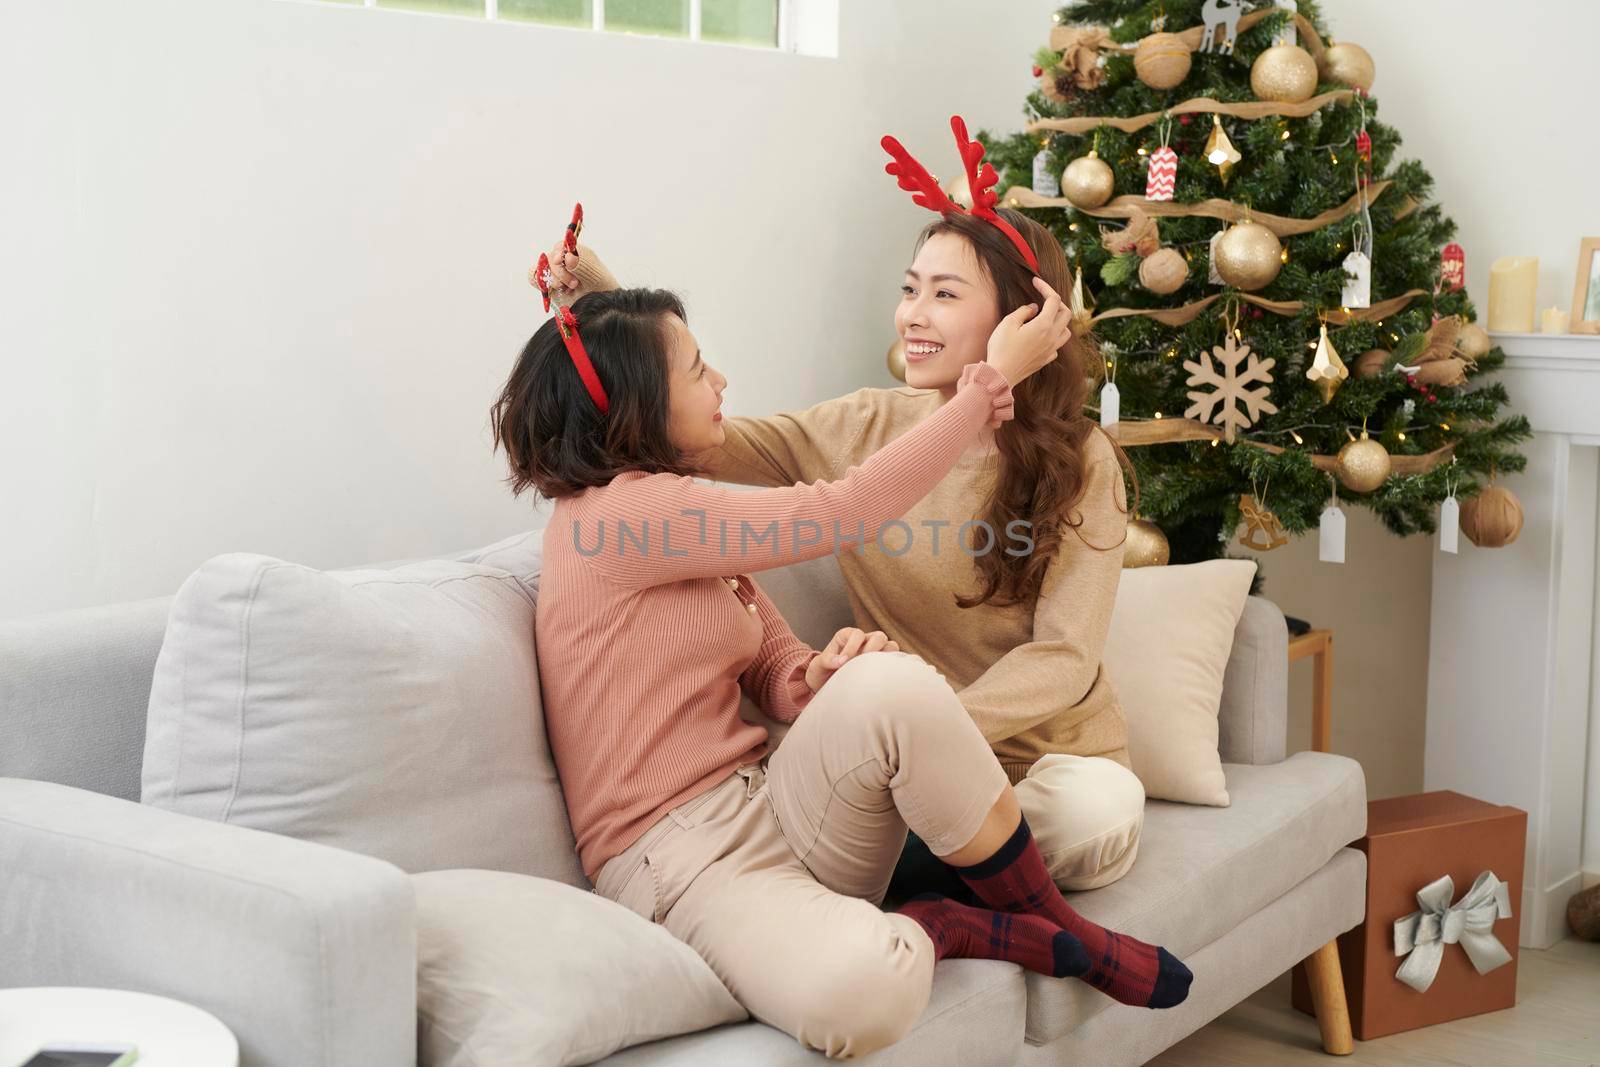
[977,0,1531,567]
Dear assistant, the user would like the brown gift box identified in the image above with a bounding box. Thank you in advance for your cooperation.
[1291,790,1527,1040]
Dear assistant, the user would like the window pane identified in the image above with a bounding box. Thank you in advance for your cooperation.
[701,0,777,47]
[375,0,485,15]
[499,0,593,27]
[604,0,688,38]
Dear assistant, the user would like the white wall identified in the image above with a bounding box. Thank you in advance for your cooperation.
[0,0,1055,619]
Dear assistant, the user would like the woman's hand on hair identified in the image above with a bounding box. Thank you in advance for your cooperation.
[804,627,900,693]
[543,240,621,306]
[983,275,1073,388]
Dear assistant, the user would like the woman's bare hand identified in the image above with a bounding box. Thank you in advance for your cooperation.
[984,276,1073,387]
[804,627,900,693]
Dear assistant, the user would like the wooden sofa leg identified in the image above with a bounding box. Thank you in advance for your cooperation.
[1303,939,1354,1055]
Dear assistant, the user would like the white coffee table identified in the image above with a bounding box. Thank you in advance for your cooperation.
[0,988,237,1067]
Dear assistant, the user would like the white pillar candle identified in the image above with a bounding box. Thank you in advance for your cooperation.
[1487,257,1538,332]
[1541,306,1572,334]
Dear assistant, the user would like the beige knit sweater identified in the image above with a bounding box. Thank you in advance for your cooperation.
[701,393,1132,785]
[557,246,1131,785]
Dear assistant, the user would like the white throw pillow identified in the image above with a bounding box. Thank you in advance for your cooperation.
[141,552,586,887]
[413,869,747,1066]
[1102,559,1256,806]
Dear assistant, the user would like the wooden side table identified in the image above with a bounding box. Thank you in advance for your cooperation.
[1288,627,1334,753]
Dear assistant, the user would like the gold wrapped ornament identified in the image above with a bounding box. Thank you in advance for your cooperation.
[1336,430,1392,493]
[1319,40,1376,92]
[1460,484,1523,548]
[1123,516,1171,567]
[1250,43,1319,104]
[887,338,906,381]
[1214,217,1283,291]
[1134,32,1192,90]
[1063,150,1115,209]
[1457,321,1492,360]
[1306,323,1349,403]
[1352,347,1392,379]
[1139,248,1189,295]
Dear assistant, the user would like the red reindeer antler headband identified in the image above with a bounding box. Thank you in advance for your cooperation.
[531,203,610,415]
[881,115,1041,275]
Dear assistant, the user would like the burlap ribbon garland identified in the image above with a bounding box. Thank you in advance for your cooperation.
[1027,90,1355,137]
[1004,180,1415,239]
[1104,417,1457,475]
[1087,288,1431,329]
[1052,9,1333,63]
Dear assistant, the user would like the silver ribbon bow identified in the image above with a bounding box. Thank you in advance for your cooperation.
[1392,870,1514,993]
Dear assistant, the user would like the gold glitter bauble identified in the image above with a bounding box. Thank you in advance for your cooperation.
[1123,518,1170,568]
[1460,485,1523,548]
[1138,247,1188,294]
[1250,43,1318,104]
[1336,433,1392,493]
[1457,321,1491,361]
[887,338,906,381]
[944,173,973,210]
[1319,41,1375,92]
[1134,32,1192,90]
[1214,220,1283,291]
[1062,152,1115,209]
[1352,348,1392,378]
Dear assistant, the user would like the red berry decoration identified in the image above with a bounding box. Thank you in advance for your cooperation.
[1032,64,1043,77]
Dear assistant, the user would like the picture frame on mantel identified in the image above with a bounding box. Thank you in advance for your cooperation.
[1572,236,1600,335]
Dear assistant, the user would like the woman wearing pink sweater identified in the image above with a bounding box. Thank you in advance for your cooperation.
[490,278,1190,1054]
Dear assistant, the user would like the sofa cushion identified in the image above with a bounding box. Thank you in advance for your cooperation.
[141,552,586,887]
[1103,559,1256,806]
[1020,751,1366,1044]
[413,869,747,1067]
[597,958,1024,1067]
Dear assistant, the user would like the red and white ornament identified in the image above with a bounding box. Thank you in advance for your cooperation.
[1440,243,1466,293]
[1145,145,1178,201]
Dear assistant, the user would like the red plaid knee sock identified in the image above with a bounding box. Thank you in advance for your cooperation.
[947,813,1192,1009]
[895,894,1089,978]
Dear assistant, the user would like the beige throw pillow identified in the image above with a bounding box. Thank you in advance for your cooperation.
[1102,559,1256,806]
[414,869,747,1066]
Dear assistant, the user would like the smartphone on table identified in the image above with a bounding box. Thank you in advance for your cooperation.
[18,1044,138,1067]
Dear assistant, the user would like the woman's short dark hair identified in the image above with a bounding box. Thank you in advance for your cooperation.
[490,287,699,499]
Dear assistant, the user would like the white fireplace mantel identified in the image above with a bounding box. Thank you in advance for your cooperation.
[1425,330,1600,948]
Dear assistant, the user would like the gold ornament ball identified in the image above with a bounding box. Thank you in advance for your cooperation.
[1336,434,1392,493]
[1457,321,1492,360]
[1320,41,1376,92]
[1134,32,1192,90]
[1214,221,1283,291]
[1138,247,1189,294]
[944,173,973,211]
[886,338,906,382]
[1062,153,1115,209]
[1250,43,1319,104]
[1352,348,1392,378]
[1123,518,1170,568]
[1461,485,1524,548]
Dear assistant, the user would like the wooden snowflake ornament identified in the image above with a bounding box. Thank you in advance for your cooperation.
[1184,336,1279,443]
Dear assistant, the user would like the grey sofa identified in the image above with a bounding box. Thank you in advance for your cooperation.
[0,533,1367,1066]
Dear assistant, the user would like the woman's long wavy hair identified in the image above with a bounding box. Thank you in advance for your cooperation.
[917,208,1140,609]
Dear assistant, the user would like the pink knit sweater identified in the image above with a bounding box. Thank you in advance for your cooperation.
[537,361,1015,879]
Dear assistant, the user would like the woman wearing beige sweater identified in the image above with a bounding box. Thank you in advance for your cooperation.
[544,204,1146,902]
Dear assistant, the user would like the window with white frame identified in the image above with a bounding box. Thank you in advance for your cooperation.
[302,0,836,56]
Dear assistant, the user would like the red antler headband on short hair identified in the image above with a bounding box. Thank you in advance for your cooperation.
[880,115,1041,275]
[530,203,609,415]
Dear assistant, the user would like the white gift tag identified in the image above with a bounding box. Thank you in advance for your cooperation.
[1208,231,1224,285]
[1341,251,1371,309]
[1319,505,1346,563]
[1439,496,1459,553]
[1100,381,1120,427]
[1032,149,1060,198]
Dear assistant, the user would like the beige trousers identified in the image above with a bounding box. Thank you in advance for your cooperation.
[592,651,1146,1058]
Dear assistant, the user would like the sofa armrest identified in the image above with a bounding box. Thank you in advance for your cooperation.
[1217,595,1289,766]
[0,777,417,1067]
